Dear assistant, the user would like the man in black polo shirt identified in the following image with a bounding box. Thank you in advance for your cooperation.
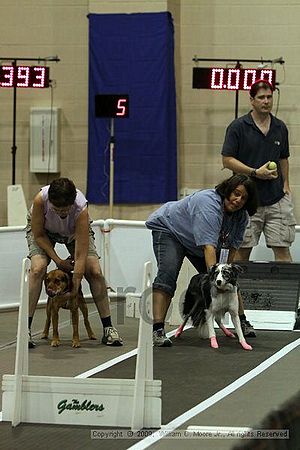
[221,79,296,336]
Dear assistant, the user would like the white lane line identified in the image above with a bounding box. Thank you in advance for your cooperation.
[75,327,190,378]
[127,337,300,450]
[75,350,138,378]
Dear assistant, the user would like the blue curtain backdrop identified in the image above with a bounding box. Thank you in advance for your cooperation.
[86,12,177,204]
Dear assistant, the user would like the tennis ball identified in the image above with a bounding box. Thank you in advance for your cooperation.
[268,161,277,170]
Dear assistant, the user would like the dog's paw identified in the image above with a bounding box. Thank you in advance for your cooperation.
[72,340,81,348]
[221,326,235,338]
[51,339,60,347]
[226,330,235,338]
[210,336,219,348]
[41,333,49,340]
[240,340,252,351]
[89,333,97,340]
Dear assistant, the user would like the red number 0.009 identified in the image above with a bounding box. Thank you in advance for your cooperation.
[0,65,50,88]
[210,68,274,90]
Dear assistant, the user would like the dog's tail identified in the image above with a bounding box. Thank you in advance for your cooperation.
[183,274,199,317]
[176,273,208,337]
[176,303,207,338]
[185,273,210,327]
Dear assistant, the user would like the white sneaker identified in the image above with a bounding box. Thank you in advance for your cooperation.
[102,327,123,346]
[28,329,36,348]
[153,329,172,347]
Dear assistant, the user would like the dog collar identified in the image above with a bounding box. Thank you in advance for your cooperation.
[47,287,70,298]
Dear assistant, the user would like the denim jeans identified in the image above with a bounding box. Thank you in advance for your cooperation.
[152,230,207,297]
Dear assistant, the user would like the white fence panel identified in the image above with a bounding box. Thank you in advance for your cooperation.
[1,220,300,310]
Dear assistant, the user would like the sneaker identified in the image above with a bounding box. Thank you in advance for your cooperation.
[102,327,123,346]
[153,329,172,347]
[240,319,256,338]
[28,329,36,348]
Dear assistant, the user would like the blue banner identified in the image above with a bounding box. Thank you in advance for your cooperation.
[87,12,177,204]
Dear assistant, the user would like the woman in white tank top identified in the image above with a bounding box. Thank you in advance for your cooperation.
[25,177,123,348]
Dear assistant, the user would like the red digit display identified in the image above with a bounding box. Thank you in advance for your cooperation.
[193,67,276,90]
[260,69,273,85]
[227,69,240,90]
[116,98,127,116]
[0,65,50,88]
[2,66,14,87]
[211,68,224,89]
[95,94,129,118]
[243,69,256,90]
[17,66,30,87]
[32,67,46,87]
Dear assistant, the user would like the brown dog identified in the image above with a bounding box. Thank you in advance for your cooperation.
[42,269,96,347]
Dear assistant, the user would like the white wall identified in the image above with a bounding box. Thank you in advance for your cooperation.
[1,1,300,227]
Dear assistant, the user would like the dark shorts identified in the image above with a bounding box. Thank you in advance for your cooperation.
[152,230,207,297]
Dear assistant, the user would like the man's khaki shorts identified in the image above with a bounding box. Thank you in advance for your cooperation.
[241,194,296,248]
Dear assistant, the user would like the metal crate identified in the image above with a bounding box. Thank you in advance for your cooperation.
[235,261,300,330]
[237,262,300,312]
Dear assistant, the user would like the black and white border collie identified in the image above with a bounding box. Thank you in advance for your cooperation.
[175,263,252,350]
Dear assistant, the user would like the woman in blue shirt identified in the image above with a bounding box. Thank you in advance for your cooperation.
[146,174,258,346]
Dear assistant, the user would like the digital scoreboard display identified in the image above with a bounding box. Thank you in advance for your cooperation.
[95,94,129,118]
[193,67,276,91]
[0,65,50,88]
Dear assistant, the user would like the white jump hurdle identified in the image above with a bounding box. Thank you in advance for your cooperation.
[2,259,161,429]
